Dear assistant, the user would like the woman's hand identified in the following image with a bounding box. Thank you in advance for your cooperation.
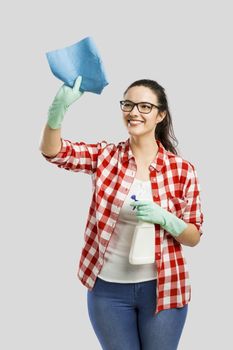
[130,200,188,237]
[47,76,84,129]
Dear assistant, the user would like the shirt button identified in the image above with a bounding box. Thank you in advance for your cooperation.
[156,253,161,259]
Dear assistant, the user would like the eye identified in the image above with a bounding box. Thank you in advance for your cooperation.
[139,103,151,112]
[124,102,133,108]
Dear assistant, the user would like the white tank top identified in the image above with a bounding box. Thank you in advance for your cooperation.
[98,178,157,283]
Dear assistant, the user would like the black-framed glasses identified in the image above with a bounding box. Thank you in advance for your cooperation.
[120,100,160,114]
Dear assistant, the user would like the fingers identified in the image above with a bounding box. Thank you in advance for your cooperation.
[135,214,150,222]
[73,75,83,92]
[130,201,151,208]
[136,210,150,220]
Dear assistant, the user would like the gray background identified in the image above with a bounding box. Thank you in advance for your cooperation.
[1,0,232,349]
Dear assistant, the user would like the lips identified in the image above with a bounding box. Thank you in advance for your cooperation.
[128,118,144,122]
[128,119,144,126]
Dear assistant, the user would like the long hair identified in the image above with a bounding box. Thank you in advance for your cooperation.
[124,79,179,155]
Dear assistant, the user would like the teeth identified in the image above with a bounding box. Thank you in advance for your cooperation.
[128,120,143,125]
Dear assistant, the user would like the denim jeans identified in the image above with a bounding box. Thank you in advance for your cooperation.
[87,277,188,350]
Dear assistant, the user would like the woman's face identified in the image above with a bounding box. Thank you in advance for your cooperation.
[122,86,165,138]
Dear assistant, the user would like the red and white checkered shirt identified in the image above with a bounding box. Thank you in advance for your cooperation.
[43,138,204,315]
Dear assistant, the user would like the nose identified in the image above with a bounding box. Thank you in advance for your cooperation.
[129,104,140,117]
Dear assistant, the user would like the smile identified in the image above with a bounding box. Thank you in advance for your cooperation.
[127,119,144,126]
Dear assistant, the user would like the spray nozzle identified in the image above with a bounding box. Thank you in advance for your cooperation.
[131,194,138,210]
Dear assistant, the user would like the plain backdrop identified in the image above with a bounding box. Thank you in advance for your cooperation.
[1,0,232,349]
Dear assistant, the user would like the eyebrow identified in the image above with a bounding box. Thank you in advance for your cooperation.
[124,100,156,104]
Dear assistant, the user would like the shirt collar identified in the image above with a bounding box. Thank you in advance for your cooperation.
[120,138,167,172]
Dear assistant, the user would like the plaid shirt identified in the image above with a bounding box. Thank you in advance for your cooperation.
[43,138,204,314]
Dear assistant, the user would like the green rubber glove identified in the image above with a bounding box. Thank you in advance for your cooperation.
[47,76,84,129]
[130,200,188,237]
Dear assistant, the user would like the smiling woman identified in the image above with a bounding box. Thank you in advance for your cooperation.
[40,76,204,350]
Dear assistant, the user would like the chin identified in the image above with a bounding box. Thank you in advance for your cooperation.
[128,130,146,137]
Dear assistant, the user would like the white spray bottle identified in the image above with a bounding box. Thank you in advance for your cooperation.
[129,195,155,265]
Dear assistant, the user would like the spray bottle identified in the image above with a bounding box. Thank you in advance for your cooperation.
[129,195,155,265]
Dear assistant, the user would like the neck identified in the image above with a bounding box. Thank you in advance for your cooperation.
[129,136,158,160]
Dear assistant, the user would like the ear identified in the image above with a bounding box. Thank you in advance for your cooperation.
[156,111,167,124]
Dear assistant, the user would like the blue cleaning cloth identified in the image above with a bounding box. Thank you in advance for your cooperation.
[46,37,109,94]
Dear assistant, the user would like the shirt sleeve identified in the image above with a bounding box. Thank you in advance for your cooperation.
[183,163,204,235]
[41,138,108,175]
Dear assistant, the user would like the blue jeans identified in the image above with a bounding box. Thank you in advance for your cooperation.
[87,277,188,350]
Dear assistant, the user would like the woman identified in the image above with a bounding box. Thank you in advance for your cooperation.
[40,76,204,350]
